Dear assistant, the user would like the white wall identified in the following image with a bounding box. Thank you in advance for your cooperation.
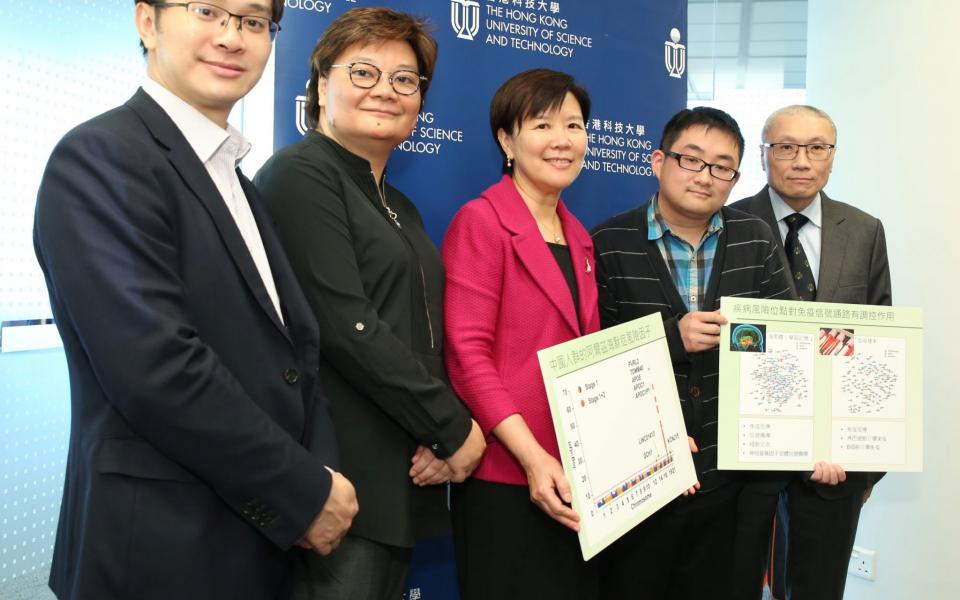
[807,1,960,596]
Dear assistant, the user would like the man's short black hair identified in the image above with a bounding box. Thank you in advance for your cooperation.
[659,106,745,163]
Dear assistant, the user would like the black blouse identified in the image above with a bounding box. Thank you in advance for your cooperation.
[547,242,580,328]
[254,131,472,546]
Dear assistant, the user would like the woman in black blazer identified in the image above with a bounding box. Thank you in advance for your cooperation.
[254,8,484,600]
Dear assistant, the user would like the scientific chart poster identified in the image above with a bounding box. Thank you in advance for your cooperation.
[718,298,923,472]
[538,313,697,560]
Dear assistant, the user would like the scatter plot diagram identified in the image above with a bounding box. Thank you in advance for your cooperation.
[740,332,815,416]
[833,336,906,417]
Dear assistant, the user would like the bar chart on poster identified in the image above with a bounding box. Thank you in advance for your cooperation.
[539,314,696,560]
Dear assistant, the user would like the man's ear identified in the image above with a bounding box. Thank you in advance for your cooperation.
[135,2,160,54]
[651,149,666,179]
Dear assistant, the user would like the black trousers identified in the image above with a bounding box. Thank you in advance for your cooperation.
[451,478,599,600]
[732,486,780,600]
[600,491,740,600]
[733,479,864,600]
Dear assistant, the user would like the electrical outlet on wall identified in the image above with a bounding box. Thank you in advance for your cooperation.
[848,545,877,581]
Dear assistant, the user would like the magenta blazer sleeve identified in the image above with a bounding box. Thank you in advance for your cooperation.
[442,199,519,436]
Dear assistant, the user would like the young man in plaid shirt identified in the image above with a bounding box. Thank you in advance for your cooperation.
[591,107,794,599]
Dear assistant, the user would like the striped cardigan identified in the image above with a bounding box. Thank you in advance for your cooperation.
[591,201,795,505]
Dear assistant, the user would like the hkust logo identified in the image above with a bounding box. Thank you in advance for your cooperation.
[451,0,480,41]
[295,81,309,136]
[664,27,686,79]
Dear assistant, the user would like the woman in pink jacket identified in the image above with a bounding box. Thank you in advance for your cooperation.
[442,69,601,599]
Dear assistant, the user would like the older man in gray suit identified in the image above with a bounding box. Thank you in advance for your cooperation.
[730,105,892,600]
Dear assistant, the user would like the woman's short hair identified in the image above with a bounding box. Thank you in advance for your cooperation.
[305,7,438,130]
[489,68,591,174]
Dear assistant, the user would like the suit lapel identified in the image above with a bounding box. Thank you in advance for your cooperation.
[749,186,795,297]
[751,188,782,242]
[511,230,582,335]
[487,177,581,335]
[127,89,291,342]
[755,187,791,278]
[240,175,304,342]
[815,195,848,302]
[559,203,597,333]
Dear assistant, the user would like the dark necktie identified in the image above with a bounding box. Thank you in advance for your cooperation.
[784,213,817,301]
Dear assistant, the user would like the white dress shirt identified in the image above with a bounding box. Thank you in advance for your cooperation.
[142,78,284,323]
[769,187,822,285]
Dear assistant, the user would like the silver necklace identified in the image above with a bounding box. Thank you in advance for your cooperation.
[375,173,401,229]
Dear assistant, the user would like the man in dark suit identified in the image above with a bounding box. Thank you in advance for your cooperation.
[33,2,357,598]
[731,104,892,600]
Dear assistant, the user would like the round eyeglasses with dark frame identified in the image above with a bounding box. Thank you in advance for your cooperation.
[762,143,836,161]
[665,151,739,182]
[153,2,281,41]
[329,62,427,96]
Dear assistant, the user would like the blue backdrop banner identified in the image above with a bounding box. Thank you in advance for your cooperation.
[275,0,686,241]
[274,1,686,597]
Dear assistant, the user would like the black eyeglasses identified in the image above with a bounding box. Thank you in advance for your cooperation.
[762,143,836,161]
[329,62,427,96]
[154,2,281,41]
[665,151,739,181]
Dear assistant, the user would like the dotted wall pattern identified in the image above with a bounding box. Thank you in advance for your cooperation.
[0,1,144,595]
[0,352,69,589]
[0,0,143,323]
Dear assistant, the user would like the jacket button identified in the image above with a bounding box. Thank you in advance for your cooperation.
[689,385,701,399]
[355,322,365,332]
[430,443,439,451]
[283,368,299,384]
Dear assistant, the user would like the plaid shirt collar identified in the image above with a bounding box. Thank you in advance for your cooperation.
[645,193,725,312]
[646,193,724,243]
